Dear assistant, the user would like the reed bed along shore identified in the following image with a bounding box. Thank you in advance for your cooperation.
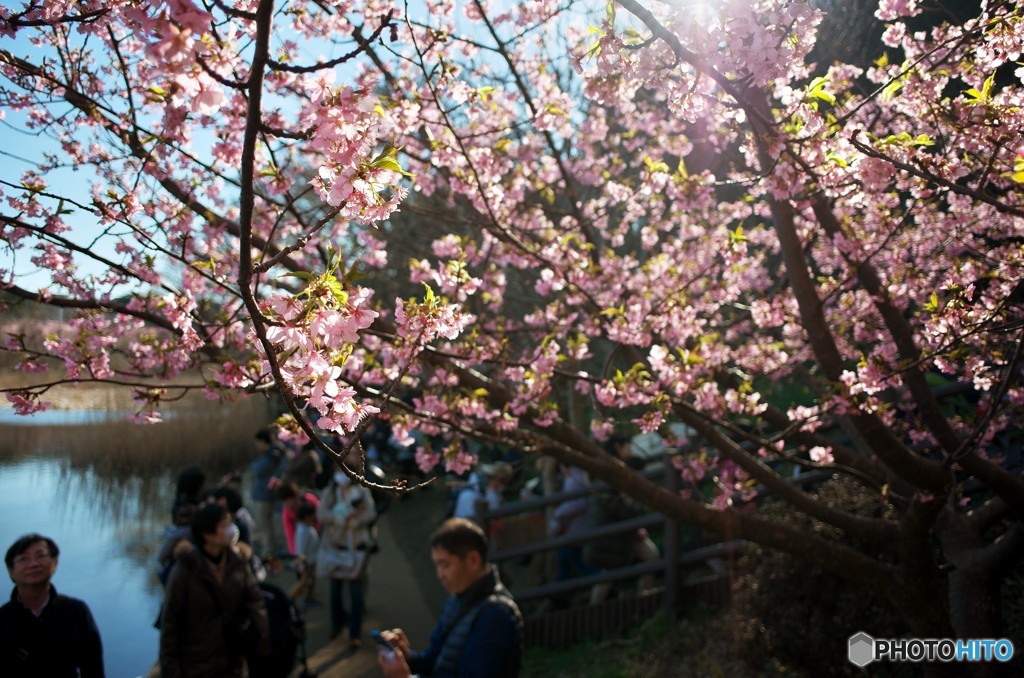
[1,338,280,474]
[1,395,278,474]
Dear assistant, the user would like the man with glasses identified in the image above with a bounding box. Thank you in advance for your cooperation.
[0,533,105,677]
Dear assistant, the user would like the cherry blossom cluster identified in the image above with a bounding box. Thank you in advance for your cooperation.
[306,84,408,222]
[256,279,380,435]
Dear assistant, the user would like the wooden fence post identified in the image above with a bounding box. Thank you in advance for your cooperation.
[663,453,680,612]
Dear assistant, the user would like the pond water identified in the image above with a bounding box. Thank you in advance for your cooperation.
[0,398,273,677]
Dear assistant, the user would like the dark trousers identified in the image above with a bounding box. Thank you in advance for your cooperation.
[553,545,598,607]
[330,577,365,640]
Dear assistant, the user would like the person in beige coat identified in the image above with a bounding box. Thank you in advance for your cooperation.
[317,459,376,648]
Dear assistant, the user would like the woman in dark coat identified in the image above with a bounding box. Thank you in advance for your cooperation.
[159,503,269,678]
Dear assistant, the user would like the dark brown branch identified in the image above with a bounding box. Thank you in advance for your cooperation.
[5,284,181,335]
[351,24,399,90]
[672,400,901,547]
[410,333,897,587]
[197,56,248,90]
[2,8,108,28]
[259,122,317,140]
[233,0,412,495]
[253,203,343,274]
[210,0,257,20]
[850,134,1024,219]
[471,0,600,256]
[1,215,195,297]
[949,325,1024,464]
[810,195,964,455]
[0,377,207,394]
[265,12,393,74]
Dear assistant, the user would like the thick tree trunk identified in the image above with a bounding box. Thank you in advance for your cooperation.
[953,574,1019,677]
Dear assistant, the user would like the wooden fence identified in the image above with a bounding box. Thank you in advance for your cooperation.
[472,457,831,647]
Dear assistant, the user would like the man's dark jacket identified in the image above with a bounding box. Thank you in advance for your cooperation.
[408,567,523,677]
[0,584,105,677]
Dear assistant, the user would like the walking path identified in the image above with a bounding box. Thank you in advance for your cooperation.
[284,495,439,677]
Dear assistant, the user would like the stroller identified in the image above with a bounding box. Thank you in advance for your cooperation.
[248,581,316,678]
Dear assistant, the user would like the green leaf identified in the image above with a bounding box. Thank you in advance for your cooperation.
[369,144,414,177]
[675,157,689,180]
[881,74,905,102]
[807,76,835,105]
[810,89,835,105]
[281,271,316,281]
[824,151,848,167]
[325,276,348,306]
[643,154,670,174]
[372,156,404,173]
[965,74,996,105]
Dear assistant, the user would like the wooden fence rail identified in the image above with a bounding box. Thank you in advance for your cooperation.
[470,456,832,644]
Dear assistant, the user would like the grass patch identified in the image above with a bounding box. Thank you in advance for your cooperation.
[522,605,812,678]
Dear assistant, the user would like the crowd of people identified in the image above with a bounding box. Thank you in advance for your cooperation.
[155,429,380,664]
[0,424,667,678]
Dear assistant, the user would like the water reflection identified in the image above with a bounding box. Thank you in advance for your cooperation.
[0,408,124,426]
[0,397,274,677]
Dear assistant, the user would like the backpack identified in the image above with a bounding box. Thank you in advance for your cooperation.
[248,582,305,678]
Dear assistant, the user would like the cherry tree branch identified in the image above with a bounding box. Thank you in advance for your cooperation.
[671,399,902,546]
[849,134,1024,219]
[233,0,413,495]
[265,11,393,74]
[0,7,108,29]
[471,0,600,255]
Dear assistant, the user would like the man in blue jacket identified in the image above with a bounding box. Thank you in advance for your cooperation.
[379,518,522,677]
[0,533,105,677]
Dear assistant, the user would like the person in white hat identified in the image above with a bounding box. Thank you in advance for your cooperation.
[452,462,512,525]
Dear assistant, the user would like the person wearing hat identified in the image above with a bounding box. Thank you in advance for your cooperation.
[453,462,512,525]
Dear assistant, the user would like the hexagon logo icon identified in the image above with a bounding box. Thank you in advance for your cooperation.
[848,632,875,667]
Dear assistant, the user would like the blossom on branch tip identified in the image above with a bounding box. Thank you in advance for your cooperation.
[7,392,52,416]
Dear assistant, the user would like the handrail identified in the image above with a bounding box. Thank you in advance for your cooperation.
[491,514,662,562]
[486,463,666,519]
[478,459,835,612]
[512,540,747,601]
